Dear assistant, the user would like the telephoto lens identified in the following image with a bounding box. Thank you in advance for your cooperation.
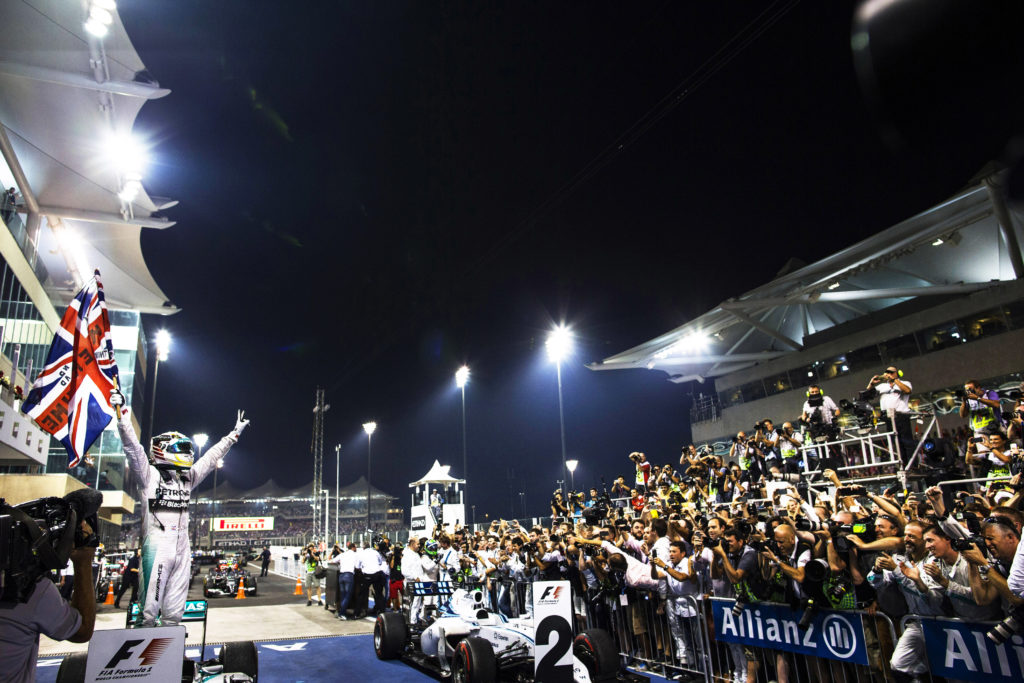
[731,599,746,617]
[987,604,1024,645]
[798,598,817,630]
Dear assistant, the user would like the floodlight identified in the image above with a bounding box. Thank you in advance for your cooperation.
[363,421,377,436]
[545,325,573,363]
[105,133,149,177]
[93,0,117,10]
[455,365,470,388]
[193,433,209,449]
[155,329,171,361]
[90,7,113,25]
[84,18,109,37]
[566,459,578,473]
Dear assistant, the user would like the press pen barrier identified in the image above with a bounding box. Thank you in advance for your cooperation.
[483,579,906,683]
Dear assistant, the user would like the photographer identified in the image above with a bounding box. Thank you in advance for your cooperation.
[776,422,804,474]
[920,525,1001,621]
[960,379,1004,435]
[0,520,96,683]
[710,526,760,683]
[550,491,568,520]
[968,430,1014,481]
[630,451,652,493]
[730,432,763,483]
[868,367,915,463]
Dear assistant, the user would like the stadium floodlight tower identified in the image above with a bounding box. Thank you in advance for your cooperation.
[546,324,573,496]
[311,389,329,547]
[455,365,469,500]
[566,458,578,492]
[363,421,377,535]
[144,329,171,444]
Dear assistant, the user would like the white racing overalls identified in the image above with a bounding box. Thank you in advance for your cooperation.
[119,416,238,626]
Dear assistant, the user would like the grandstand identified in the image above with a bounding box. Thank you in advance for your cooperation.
[189,476,404,549]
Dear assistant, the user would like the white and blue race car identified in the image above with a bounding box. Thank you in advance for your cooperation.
[374,581,644,683]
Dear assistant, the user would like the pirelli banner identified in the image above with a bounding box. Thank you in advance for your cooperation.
[212,516,275,532]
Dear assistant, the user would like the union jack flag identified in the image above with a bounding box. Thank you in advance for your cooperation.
[21,271,120,467]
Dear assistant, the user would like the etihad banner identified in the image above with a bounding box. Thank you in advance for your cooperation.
[212,516,275,532]
[711,598,868,665]
[920,616,1023,683]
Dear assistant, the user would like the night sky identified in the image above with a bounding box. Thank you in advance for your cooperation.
[117,1,982,519]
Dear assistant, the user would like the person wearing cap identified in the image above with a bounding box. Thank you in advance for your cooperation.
[868,367,915,464]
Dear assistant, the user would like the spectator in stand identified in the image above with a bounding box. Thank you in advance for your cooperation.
[630,489,645,517]
[868,367,915,464]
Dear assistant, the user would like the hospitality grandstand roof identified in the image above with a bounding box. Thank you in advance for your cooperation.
[589,170,1024,384]
[0,0,178,315]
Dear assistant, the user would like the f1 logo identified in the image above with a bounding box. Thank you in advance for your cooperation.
[539,586,563,601]
[105,640,143,669]
[104,638,174,668]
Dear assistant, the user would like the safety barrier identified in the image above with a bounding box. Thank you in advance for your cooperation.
[897,614,1018,683]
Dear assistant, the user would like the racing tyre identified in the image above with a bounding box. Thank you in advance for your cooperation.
[56,652,88,683]
[452,636,496,683]
[250,577,258,596]
[574,629,619,682]
[374,612,407,659]
[220,640,258,681]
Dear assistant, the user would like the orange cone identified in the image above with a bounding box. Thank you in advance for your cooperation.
[104,580,115,606]
[235,577,247,600]
[294,575,303,595]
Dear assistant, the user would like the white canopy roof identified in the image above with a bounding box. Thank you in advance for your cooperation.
[590,171,1024,383]
[409,460,465,488]
[0,0,178,314]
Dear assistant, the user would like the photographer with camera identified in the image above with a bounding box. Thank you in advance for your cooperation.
[711,525,761,683]
[801,385,840,426]
[868,367,915,464]
[630,451,652,493]
[730,431,764,484]
[960,379,1005,435]
[921,525,1001,621]
[0,491,100,683]
[776,422,804,475]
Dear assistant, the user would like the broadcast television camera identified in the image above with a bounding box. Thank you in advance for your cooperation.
[0,488,102,602]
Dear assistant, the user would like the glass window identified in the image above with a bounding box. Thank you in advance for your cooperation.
[916,321,964,353]
[819,355,851,381]
[110,310,139,326]
[845,344,881,370]
[720,387,743,408]
[741,380,766,402]
[959,310,1008,341]
[763,371,792,396]
[879,334,919,363]
[1001,300,1024,330]
[792,363,818,388]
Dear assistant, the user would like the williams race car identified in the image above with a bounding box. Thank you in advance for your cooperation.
[374,581,644,682]
[203,560,258,598]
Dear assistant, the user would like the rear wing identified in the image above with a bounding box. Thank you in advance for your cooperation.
[408,581,457,596]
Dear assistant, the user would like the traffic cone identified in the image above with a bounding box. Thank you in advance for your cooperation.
[235,577,246,600]
[294,575,303,595]
[104,581,115,606]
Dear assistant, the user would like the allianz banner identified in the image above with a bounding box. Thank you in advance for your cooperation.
[711,598,868,665]
[920,617,1022,683]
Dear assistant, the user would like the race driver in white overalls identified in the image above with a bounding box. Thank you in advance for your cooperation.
[112,389,249,626]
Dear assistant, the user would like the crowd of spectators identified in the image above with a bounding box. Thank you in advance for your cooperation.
[376,371,1024,681]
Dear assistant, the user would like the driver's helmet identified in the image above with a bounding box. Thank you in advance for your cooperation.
[423,540,439,558]
[150,431,194,469]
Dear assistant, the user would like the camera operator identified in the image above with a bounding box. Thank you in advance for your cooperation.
[755,419,780,467]
[550,491,568,520]
[776,422,804,475]
[0,520,96,683]
[868,367,915,464]
[801,385,840,426]
[960,379,1005,435]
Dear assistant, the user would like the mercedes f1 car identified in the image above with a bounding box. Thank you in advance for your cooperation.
[203,560,258,598]
[374,581,645,682]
